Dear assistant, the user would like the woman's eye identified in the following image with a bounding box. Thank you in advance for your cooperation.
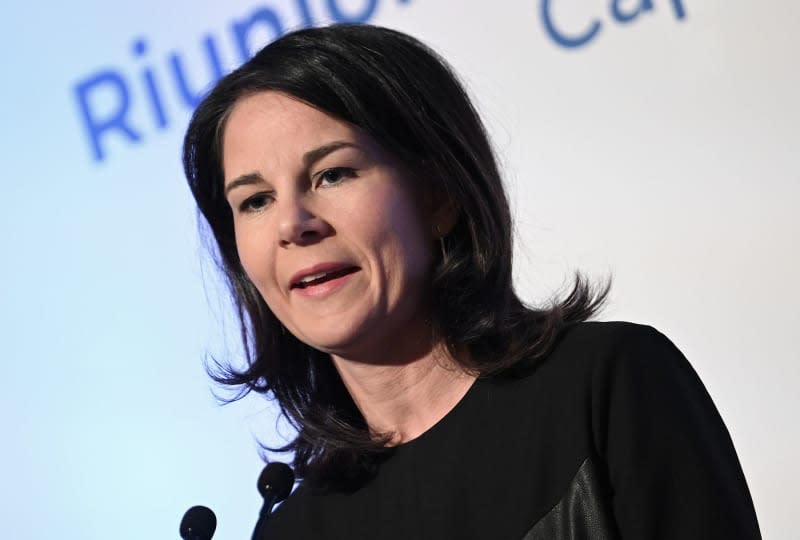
[239,193,272,213]
[318,167,356,186]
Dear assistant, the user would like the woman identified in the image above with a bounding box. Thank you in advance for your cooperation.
[183,24,760,539]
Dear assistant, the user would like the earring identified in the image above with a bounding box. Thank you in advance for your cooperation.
[435,225,447,261]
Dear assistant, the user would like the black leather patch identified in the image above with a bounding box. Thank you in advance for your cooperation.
[522,457,619,540]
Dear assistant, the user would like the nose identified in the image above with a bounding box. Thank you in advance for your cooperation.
[276,195,332,247]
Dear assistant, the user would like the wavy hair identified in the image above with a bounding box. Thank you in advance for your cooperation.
[182,24,608,487]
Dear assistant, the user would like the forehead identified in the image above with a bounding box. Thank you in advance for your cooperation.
[226,91,342,136]
[221,92,357,176]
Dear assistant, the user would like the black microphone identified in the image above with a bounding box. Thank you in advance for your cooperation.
[251,462,295,540]
[180,505,217,540]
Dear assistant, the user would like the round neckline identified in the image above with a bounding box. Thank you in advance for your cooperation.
[389,376,484,453]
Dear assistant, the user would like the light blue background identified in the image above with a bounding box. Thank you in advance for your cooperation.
[2,1,797,538]
[1,1,379,538]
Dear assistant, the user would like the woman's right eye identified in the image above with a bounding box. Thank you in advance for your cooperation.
[239,193,273,213]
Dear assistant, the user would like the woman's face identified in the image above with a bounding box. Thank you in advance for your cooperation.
[222,91,435,360]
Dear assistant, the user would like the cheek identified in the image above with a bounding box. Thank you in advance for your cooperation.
[377,194,433,281]
[235,225,276,293]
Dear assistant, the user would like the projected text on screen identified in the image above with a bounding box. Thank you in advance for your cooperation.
[73,0,687,163]
[73,0,408,163]
[541,0,687,49]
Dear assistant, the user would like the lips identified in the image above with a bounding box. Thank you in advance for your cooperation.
[289,264,360,290]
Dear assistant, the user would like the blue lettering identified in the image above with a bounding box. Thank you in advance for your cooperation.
[74,0,416,162]
[326,0,378,23]
[671,0,687,19]
[611,0,653,23]
[232,7,285,63]
[74,70,141,162]
[541,0,602,49]
[133,39,168,129]
[169,34,225,109]
[295,0,315,27]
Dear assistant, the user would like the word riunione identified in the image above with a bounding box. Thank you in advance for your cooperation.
[74,0,411,163]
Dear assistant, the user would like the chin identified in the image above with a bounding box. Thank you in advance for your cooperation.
[296,327,370,358]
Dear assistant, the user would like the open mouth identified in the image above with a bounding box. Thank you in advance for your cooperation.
[291,267,360,289]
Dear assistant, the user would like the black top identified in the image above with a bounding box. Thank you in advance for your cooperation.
[261,322,761,539]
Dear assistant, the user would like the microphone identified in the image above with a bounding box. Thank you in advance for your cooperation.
[180,505,217,540]
[251,462,295,540]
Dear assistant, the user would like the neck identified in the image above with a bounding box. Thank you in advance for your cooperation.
[331,340,476,445]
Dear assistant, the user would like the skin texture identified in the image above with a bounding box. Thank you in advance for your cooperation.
[222,92,474,443]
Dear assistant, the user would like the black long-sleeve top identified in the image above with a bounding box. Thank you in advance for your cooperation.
[261,322,761,539]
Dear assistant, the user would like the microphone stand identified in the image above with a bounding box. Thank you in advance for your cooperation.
[251,491,281,540]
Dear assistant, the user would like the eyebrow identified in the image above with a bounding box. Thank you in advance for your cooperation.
[303,140,358,167]
[224,140,358,197]
[224,172,264,197]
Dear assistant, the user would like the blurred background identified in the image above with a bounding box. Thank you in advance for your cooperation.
[1,0,797,538]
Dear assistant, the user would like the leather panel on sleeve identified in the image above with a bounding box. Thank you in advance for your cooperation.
[522,456,619,540]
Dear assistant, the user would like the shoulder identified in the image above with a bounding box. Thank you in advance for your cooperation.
[546,326,761,538]
[549,321,707,415]
[511,320,692,395]
[549,321,733,468]
[488,320,692,409]
[541,320,697,393]
[555,320,703,394]
[551,320,679,361]
[500,321,721,460]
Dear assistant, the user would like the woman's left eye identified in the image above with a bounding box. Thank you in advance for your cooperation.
[317,167,357,186]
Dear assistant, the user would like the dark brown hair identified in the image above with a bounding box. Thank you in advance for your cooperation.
[182,24,607,487]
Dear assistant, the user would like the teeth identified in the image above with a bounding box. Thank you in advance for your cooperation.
[293,267,358,289]
[298,272,328,284]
